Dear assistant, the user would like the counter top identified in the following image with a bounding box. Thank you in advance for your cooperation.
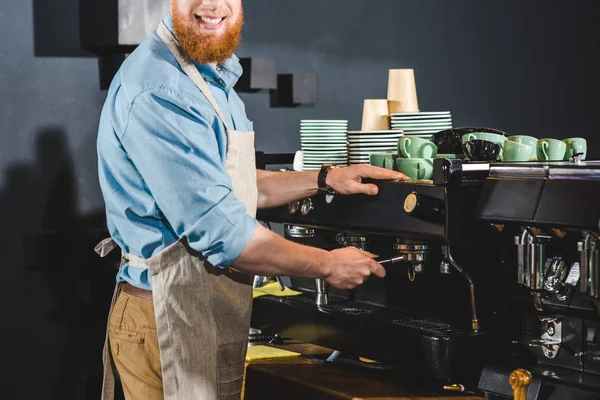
[243,340,484,400]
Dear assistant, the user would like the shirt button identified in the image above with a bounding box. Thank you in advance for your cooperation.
[204,77,209,82]
[218,79,225,85]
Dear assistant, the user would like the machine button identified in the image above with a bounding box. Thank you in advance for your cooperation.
[404,193,418,214]
[587,328,596,344]
[300,198,313,216]
[402,192,445,223]
[288,201,300,215]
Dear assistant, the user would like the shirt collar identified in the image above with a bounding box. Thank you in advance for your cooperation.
[162,14,243,93]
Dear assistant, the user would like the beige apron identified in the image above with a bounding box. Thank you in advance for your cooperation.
[95,21,258,400]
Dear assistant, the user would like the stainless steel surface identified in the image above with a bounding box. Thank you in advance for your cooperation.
[527,239,545,290]
[540,318,563,359]
[543,257,567,294]
[253,276,285,291]
[315,279,329,306]
[253,275,270,289]
[336,232,369,251]
[300,198,314,216]
[288,201,301,215]
[393,242,433,278]
[571,154,584,164]
[515,229,552,291]
[490,164,549,179]
[393,243,431,263]
[118,0,168,45]
[462,163,491,173]
[285,225,315,239]
[489,161,600,180]
[276,277,285,291]
[516,230,529,286]
[579,239,589,294]
[579,233,600,299]
[378,256,406,267]
[549,168,600,180]
[440,260,452,274]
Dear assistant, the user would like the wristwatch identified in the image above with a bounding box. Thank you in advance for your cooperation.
[317,164,337,195]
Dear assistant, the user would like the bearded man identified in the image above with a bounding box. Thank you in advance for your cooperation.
[96,1,405,399]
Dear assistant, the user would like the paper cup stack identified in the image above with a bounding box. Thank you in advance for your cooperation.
[387,69,420,113]
[361,99,391,131]
[300,120,348,171]
[344,99,404,165]
[390,112,453,138]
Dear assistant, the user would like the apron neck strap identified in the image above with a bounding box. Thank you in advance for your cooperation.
[156,22,232,132]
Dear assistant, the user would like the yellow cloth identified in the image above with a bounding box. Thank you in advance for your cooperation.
[245,345,301,361]
[252,281,302,299]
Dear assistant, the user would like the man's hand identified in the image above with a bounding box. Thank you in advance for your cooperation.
[323,247,386,289]
[326,165,408,196]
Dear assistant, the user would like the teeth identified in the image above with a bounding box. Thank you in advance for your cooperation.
[199,16,222,24]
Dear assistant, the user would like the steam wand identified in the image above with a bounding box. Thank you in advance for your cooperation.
[445,246,480,332]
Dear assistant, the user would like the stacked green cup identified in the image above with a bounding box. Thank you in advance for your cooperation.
[395,136,438,180]
[369,152,398,170]
[563,138,587,160]
[503,136,536,162]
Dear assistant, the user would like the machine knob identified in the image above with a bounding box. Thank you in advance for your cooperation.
[543,257,568,294]
[288,200,301,215]
[300,198,314,216]
[403,192,445,223]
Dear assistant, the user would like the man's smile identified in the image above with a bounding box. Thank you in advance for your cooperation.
[195,14,226,30]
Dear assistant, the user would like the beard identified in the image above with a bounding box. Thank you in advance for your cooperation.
[171,6,243,65]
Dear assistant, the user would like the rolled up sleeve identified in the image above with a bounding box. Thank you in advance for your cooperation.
[120,87,257,267]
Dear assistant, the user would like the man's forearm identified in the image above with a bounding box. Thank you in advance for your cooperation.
[232,223,330,278]
[257,170,320,209]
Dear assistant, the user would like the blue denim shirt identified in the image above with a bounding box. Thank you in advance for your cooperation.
[97,15,258,290]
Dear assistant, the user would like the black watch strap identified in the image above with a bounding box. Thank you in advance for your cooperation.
[318,164,334,194]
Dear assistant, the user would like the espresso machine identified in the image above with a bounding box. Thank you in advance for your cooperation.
[254,158,508,387]
[472,160,600,399]
[253,156,600,399]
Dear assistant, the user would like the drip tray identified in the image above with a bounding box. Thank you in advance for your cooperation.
[275,294,469,337]
[252,294,497,383]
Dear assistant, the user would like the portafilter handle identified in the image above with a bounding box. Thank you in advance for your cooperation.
[378,256,406,267]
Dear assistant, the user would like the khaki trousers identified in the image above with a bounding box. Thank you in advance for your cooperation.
[108,291,163,400]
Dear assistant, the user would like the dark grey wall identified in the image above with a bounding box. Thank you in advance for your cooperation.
[0,0,599,398]
[239,0,600,156]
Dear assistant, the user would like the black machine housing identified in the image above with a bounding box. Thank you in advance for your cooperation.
[253,158,600,399]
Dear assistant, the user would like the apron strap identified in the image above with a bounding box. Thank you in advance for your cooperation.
[95,237,141,270]
[156,22,233,132]
[122,252,149,269]
[95,237,118,257]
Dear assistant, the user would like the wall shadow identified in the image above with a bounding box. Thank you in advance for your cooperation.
[0,127,120,399]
